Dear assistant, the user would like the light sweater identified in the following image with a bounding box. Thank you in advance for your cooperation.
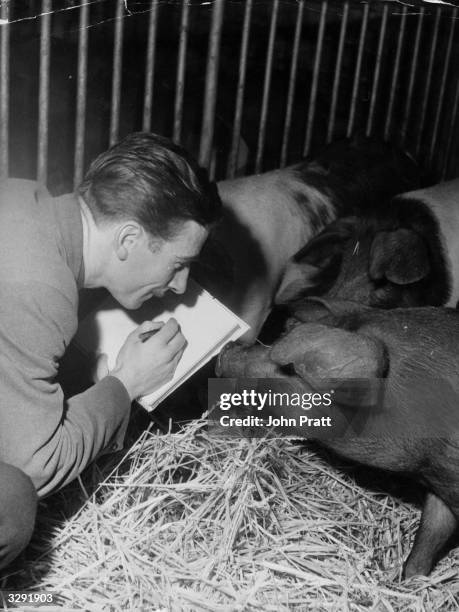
[0,179,131,497]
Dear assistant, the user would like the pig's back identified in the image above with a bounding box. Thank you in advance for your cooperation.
[356,307,459,392]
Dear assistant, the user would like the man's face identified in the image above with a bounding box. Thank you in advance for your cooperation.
[108,219,208,309]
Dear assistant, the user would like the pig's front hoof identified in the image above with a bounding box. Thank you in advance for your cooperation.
[402,558,431,580]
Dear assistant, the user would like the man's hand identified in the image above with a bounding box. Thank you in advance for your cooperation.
[109,318,187,400]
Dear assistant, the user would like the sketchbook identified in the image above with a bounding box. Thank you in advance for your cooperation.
[74,278,250,411]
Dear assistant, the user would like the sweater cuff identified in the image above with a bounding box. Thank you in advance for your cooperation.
[93,375,132,454]
[99,375,132,407]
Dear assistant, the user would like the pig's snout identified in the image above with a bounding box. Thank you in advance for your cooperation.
[216,342,240,377]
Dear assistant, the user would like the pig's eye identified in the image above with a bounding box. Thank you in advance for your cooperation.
[372,286,394,308]
[372,278,389,290]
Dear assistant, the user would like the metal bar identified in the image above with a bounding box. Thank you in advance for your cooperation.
[74,0,89,189]
[227,0,253,179]
[199,0,225,177]
[346,2,369,137]
[255,0,279,173]
[327,1,349,143]
[109,0,124,147]
[303,0,327,157]
[0,1,10,178]
[384,6,407,141]
[173,0,190,144]
[142,0,159,132]
[441,72,459,180]
[280,0,305,168]
[428,8,457,166]
[38,0,52,185]
[415,7,441,156]
[400,8,424,145]
[366,3,388,137]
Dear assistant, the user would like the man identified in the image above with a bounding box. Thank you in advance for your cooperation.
[0,132,221,569]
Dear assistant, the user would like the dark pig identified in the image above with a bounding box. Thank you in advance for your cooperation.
[217,298,459,578]
[277,178,459,309]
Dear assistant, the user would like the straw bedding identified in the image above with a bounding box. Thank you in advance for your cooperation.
[1,415,459,611]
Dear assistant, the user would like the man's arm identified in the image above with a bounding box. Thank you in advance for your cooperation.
[0,281,132,497]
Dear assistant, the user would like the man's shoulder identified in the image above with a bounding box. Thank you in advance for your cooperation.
[0,178,50,203]
[0,279,78,345]
[0,178,54,228]
[1,178,44,190]
[0,179,77,297]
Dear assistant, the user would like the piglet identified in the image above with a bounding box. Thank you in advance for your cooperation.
[217,298,459,578]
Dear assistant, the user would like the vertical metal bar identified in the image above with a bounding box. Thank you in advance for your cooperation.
[173,0,190,144]
[109,0,124,147]
[0,1,10,179]
[415,7,441,156]
[366,3,388,137]
[255,0,280,173]
[227,0,253,179]
[441,73,459,180]
[400,8,424,145]
[74,0,89,189]
[384,6,407,141]
[303,0,327,157]
[38,0,52,185]
[280,0,305,168]
[327,1,349,143]
[199,0,225,177]
[428,8,457,166]
[142,0,159,132]
[346,3,369,137]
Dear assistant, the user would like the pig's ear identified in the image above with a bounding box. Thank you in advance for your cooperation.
[270,322,388,407]
[275,218,356,304]
[293,217,357,266]
[369,228,430,285]
[271,322,387,379]
[293,231,345,265]
[274,261,319,304]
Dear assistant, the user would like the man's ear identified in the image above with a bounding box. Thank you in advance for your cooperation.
[115,222,143,261]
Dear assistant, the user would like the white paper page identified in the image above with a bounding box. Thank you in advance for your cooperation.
[74,279,250,410]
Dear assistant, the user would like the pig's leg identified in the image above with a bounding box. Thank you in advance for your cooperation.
[403,491,457,578]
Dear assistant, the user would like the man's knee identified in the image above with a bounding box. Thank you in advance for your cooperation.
[0,462,37,570]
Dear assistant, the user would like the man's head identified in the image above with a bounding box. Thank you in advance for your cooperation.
[78,132,221,308]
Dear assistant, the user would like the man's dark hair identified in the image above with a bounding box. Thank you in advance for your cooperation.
[78,132,221,239]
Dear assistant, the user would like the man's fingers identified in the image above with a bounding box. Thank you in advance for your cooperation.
[174,344,187,365]
[166,331,187,360]
[157,318,181,342]
[137,320,164,335]
[133,319,181,345]
[136,317,186,361]
[168,344,187,376]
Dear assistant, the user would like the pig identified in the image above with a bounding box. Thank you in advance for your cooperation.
[276,178,459,310]
[216,298,459,578]
[193,136,421,343]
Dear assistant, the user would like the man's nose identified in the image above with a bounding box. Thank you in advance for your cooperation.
[168,268,189,294]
